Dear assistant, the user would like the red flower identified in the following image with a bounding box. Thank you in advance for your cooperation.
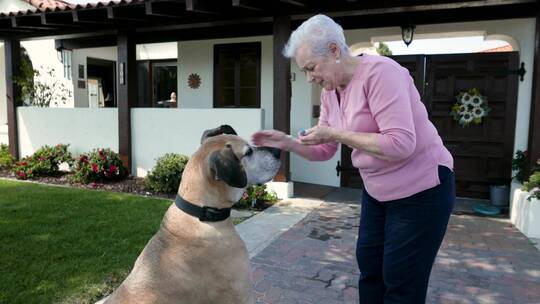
[109,165,117,174]
[18,161,28,166]
[39,156,46,161]
[79,155,88,163]
[91,163,99,173]
[17,171,26,178]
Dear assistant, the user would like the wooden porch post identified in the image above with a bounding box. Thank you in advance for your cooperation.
[4,38,21,159]
[529,13,540,171]
[273,15,291,182]
[117,31,137,173]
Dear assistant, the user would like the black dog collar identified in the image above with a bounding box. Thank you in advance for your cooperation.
[175,195,231,222]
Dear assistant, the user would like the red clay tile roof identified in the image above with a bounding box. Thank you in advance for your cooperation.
[0,0,144,17]
[23,0,74,11]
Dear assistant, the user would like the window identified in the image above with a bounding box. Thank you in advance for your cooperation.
[60,50,72,80]
[214,42,261,108]
[136,60,177,108]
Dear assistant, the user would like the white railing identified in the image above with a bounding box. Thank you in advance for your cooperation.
[0,124,7,145]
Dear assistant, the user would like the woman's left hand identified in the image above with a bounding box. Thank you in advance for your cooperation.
[298,126,337,145]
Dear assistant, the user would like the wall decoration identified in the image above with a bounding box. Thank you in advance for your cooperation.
[78,64,84,79]
[188,73,201,89]
[451,88,491,127]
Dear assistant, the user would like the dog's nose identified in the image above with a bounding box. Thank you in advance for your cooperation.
[262,147,281,159]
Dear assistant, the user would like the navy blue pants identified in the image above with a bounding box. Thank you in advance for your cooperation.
[356,166,455,304]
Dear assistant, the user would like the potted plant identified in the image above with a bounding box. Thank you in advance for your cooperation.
[511,159,540,238]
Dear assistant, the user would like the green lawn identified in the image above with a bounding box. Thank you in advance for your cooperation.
[0,179,172,304]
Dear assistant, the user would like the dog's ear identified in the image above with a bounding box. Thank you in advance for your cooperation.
[208,146,247,188]
[200,125,238,144]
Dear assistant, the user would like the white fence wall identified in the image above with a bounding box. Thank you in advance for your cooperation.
[17,108,118,157]
[132,108,264,176]
[0,124,7,145]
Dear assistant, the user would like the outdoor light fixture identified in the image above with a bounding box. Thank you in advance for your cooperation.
[56,46,65,62]
[401,24,416,47]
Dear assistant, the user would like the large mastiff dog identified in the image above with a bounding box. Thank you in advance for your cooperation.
[105,125,281,304]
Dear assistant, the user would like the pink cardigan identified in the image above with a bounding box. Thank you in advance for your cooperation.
[308,54,453,201]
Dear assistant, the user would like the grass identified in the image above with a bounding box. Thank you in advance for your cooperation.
[0,179,171,304]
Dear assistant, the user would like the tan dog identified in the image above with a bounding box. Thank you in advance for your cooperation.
[104,125,281,304]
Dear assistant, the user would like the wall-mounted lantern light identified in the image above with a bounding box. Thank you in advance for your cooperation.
[401,24,416,47]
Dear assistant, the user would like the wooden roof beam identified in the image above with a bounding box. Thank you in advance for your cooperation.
[232,0,268,11]
[145,1,185,19]
[107,6,149,23]
[72,9,112,25]
[11,15,59,30]
[41,12,84,28]
[186,0,230,15]
[279,0,306,7]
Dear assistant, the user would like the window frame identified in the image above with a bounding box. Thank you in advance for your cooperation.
[213,42,261,108]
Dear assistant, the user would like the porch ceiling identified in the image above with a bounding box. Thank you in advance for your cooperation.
[0,0,538,43]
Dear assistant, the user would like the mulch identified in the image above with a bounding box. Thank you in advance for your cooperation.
[0,169,174,200]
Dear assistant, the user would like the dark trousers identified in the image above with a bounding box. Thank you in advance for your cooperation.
[356,166,455,304]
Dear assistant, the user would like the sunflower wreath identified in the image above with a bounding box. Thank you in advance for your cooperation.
[451,88,491,127]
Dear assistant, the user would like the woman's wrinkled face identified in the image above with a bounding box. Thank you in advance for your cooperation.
[295,44,340,91]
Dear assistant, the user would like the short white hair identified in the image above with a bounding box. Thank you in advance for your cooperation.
[283,14,349,59]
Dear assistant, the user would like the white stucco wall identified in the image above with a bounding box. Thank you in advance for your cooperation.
[0,124,7,145]
[132,108,264,176]
[290,62,341,186]
[22,39,75,108]
[17,108,118,157]
[177,36,274,130]
[0,42,6,126]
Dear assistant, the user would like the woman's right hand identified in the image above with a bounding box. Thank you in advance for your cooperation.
[251,129,294,151]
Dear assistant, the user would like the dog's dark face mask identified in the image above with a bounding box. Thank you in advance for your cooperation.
[202,125,247,188]
[202,125,281,189]
[209,144,247,188]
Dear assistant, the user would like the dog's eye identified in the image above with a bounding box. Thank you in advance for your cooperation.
[245,148,253,156]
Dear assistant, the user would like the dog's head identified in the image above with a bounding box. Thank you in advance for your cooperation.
[200,125,281,189]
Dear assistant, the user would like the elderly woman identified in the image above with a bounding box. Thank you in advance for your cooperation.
[252,14,455,303]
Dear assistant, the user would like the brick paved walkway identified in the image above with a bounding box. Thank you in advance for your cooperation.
[250,198,540,304]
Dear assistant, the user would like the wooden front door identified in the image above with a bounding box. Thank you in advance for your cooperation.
[339,52,519,199]
[426,52,519,198]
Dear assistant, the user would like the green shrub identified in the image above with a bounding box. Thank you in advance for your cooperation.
[236,184,279,209]
[71,148,128,184]
[523,159,540,201]
[145,153,189,194]
[512,150,529,183]
[0,144,14,169]
[11,144,73,179]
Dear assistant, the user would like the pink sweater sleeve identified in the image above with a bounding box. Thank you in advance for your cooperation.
[366,62,417,161]
[295,92,338,161]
